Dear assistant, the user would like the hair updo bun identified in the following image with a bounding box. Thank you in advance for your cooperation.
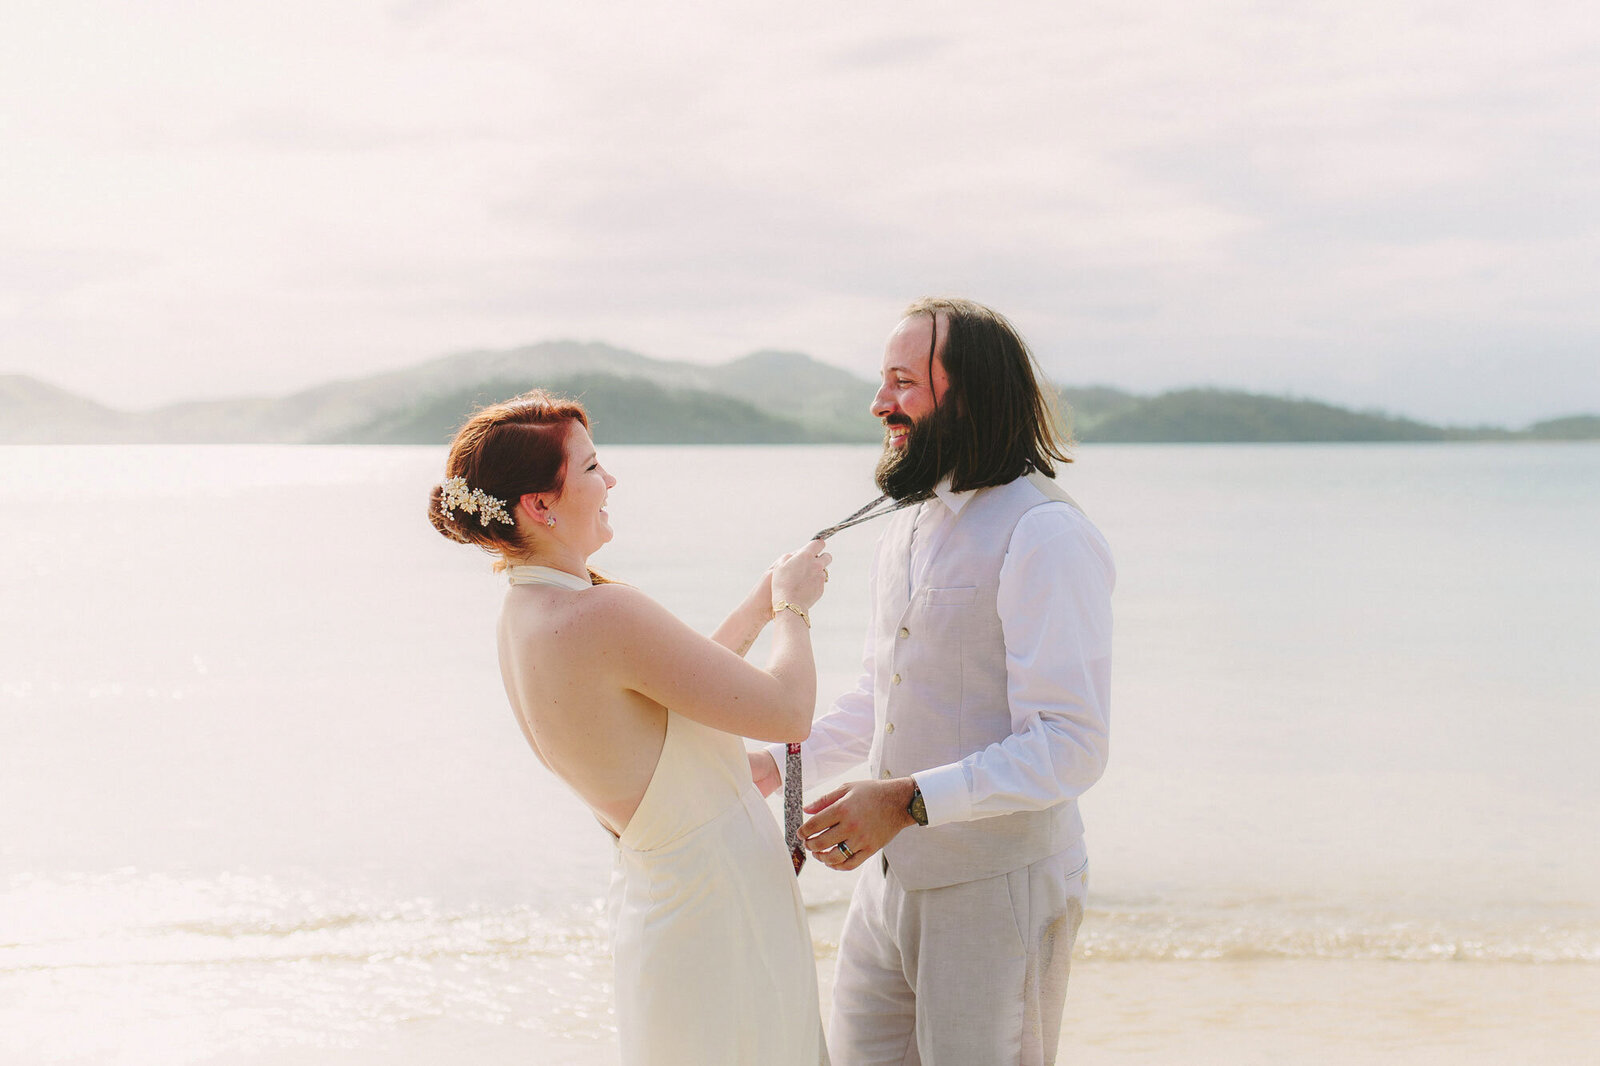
[427,389,591,562]
[426,482,480,545]
[426,478,513,554]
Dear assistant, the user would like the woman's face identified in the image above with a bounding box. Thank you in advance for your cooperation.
[551,422,617,554]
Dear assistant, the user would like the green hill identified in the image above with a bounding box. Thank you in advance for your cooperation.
[330,373,814,445]
[3,343,1597,445]
[1085,389,1455,443]
[0,374,134,443]
[700,350,881,442]
[1524,415,1600,440]
[1058,385,1144,436]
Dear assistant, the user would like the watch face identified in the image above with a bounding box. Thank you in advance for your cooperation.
[908,788,928,826]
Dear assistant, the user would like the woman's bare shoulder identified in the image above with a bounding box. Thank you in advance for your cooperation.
[501,582,666,643]
[568,582,676,637]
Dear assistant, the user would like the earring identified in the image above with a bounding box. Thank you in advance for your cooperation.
[546,516,556,528]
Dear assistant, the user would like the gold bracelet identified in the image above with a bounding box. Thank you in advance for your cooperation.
[772,600,811,628]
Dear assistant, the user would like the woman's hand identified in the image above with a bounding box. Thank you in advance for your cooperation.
[771,538,830,612]
[718,543,824,659]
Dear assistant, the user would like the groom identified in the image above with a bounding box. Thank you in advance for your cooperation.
[754,297,1114,1065]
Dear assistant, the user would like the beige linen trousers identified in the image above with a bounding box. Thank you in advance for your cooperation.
[828,840,1089,1066]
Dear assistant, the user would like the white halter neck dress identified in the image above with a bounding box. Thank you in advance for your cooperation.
[506,565,828,1066]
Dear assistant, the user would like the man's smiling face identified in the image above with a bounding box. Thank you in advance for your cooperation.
[872,313,950,450]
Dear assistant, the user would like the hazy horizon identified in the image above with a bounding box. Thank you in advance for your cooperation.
[8,337,1597,429]
[4,2,1597,425]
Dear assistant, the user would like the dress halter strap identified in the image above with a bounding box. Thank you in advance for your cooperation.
[505,564,592,590]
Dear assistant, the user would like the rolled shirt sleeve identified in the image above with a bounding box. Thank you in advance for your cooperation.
[912,503,1115,827]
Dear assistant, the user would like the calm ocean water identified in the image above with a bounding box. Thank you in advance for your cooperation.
[2,443,1597,1063]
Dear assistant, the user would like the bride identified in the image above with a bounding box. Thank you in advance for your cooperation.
[428,390,831,1065]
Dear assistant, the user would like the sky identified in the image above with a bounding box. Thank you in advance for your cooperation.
[2,0,1596,425]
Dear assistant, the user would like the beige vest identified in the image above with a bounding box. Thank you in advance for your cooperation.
[873,471,1083,890]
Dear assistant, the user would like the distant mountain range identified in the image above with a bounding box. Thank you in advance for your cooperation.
[3,341,1596,445]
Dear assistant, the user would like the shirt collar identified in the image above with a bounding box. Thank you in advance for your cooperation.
[930,476,975,515]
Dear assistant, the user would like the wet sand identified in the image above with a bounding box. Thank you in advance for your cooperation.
[219,958,1600,1066]
[1057,959,1600,1064]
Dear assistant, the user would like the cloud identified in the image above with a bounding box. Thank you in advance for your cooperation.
[202,111,495,153]
[824,33,958,73]
[0,0,1596,423]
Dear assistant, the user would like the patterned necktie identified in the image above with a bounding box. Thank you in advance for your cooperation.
[784,743,805,874]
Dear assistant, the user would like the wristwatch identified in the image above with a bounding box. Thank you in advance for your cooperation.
[906,782,929,827]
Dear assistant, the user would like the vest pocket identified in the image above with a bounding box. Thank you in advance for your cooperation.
[925,585,977,606]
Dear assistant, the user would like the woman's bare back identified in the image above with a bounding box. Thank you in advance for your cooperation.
[497,583,667,835]
[496,551,826,834]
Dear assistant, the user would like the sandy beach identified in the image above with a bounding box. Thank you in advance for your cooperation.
[1058,959,1600,1065]
[208,958,1600,1066]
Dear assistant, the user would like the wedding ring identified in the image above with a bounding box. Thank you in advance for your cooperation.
[837,842,854,860]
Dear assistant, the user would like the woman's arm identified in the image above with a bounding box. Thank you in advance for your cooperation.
[575,541,830,743]
[710,564,777,658]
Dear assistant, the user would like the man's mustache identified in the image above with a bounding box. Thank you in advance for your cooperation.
[883,414,913,429]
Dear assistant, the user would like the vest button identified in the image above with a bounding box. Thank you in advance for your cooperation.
[880,769,892,779]
[898,627,910,638]
[885,722,895,734]
[892,673,902,685]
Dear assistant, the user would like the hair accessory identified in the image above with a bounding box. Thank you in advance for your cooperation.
[439,475,514,527]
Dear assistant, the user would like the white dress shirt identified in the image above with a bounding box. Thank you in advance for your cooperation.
[776,478,1115,828]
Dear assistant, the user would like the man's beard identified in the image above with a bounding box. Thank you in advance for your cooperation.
[874,405,959,501]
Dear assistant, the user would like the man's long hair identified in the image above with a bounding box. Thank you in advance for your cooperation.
[877,297,1072,499]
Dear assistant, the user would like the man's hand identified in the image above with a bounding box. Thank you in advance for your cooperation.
[748,750,781,798]
[799,777,917,872]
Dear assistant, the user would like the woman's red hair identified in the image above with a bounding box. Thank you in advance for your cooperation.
[428,390,590,564]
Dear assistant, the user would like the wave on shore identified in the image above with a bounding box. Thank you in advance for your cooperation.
[6,871,1597,971]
